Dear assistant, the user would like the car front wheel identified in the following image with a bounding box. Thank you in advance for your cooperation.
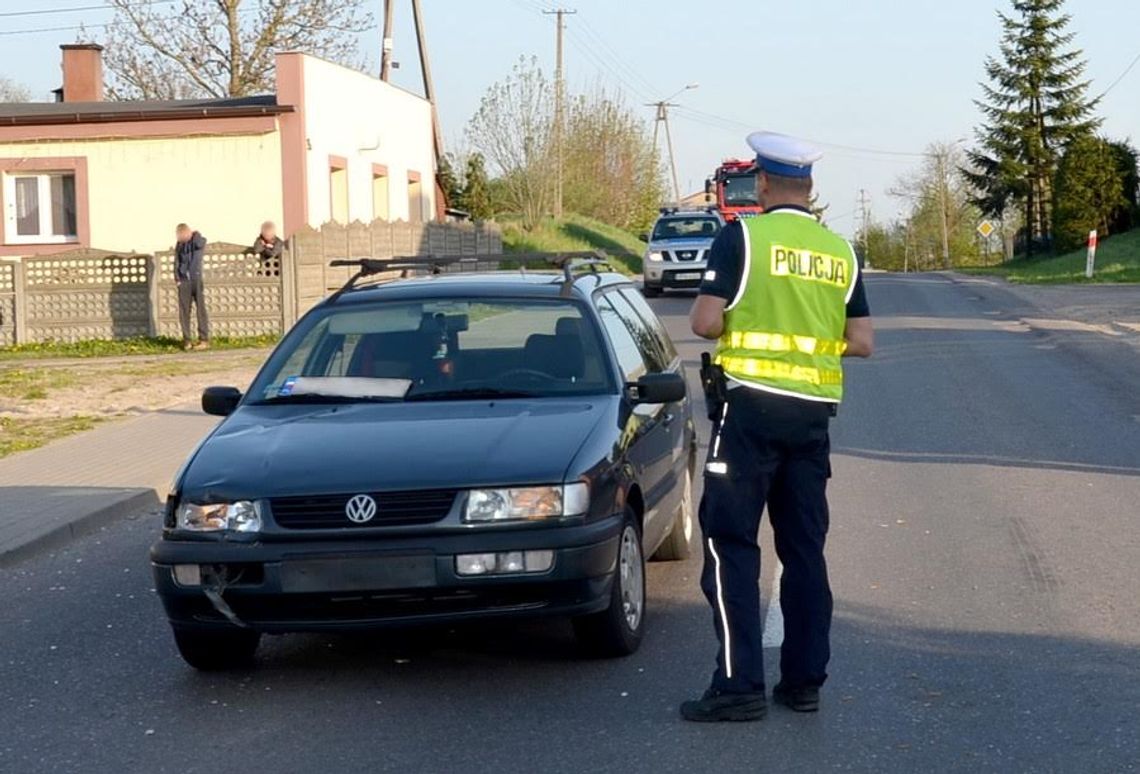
[573,509,645,657]
[173,626,261,671]
[642,284,662,298]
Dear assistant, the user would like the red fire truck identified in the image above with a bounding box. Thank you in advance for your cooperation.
[706,159,763,221]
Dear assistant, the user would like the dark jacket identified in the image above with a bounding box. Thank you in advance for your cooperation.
[174,232,207,281]
[253,235,284,261]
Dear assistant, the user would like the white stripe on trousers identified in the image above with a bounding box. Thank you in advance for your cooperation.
[707,537,732,679]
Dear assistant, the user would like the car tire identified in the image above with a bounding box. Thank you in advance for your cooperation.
[173,626,262,671]
[652,466,694,562]
[573,509,645,657]
[642,283,662,298]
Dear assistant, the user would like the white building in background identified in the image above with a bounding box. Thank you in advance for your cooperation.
[0,45,440,258]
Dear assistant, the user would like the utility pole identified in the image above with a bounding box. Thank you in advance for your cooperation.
[934,149,951,270]
[857,189,872,267]
[410,0,444,220]
[380,0,395,82]
[544,8,575,218]
[646,84,697,206]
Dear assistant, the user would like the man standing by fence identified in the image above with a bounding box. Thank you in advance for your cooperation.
[174,223,209,350]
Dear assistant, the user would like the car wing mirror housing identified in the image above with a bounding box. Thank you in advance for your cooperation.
[202,386,243,416]
[626,372,686,404]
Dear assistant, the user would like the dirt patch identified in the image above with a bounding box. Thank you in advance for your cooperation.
[0,349,270,421]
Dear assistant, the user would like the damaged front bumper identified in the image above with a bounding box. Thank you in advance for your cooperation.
[150,516,621,633]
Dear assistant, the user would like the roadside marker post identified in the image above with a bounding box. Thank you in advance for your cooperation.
[1085,230,1098,279]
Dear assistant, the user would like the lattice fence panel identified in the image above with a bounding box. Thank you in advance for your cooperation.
[23,254,151,342]
[0,262,15,347]
[155,244,284,338]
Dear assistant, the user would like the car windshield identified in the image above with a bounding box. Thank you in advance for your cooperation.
[248,297,615,403]
[652,217,721,241]
[722,173,759,206]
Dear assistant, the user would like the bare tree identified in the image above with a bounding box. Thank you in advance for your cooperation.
[466,56,556,228]
[89,0,373,99]
[0,76,32,102]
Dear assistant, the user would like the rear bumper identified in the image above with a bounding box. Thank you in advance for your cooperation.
[151,516,621,632]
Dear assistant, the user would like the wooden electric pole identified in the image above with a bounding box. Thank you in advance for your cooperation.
[544,8,575,218]
[380,0,396,82]
[411,0,443,165]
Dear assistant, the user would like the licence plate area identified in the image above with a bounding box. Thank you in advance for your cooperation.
[672,272,703,281]
[279,554,436,593]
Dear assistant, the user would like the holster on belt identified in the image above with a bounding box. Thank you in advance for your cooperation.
[699,352,727,421]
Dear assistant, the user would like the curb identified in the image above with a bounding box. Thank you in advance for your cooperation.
[0,489,161,569]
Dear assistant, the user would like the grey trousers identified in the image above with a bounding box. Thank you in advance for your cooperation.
[177,275,210,342]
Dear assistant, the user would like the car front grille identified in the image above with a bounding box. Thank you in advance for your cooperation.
[270,490,458,529]
[675,249,699,261]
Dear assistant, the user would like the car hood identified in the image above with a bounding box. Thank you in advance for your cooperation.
[649,239,714,251]
[180,398,610,500]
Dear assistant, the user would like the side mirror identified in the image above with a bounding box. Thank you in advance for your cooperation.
[704,178,713,195]
[638,232,649,243]
[626,372,686,404]
[202,386,243,416]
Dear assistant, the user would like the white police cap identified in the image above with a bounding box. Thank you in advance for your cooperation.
[746,131,823,178]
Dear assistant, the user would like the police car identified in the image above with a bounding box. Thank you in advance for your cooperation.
[151,255,697,670]
[641,208,724,297]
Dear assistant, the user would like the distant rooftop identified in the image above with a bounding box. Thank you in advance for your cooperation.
[0,94,291,126]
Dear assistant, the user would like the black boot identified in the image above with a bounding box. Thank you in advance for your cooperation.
[772,682,820,712]
[680,689,767,723]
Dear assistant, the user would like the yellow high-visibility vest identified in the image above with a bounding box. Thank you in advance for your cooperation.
[715,210,858,402]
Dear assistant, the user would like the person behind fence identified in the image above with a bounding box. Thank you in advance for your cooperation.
[174,223,209,350]
[252,221,283,268]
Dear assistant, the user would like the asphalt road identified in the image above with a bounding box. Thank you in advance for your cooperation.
[2,273,1139,773]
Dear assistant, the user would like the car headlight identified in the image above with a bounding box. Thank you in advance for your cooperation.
[463,483,589,523]
[646,251,664,262]
[176,501,261,532]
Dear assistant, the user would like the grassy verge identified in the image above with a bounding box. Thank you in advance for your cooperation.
[500,213,647,275]
[960,228,1140,284]
[0,416,106,458]
[0,368,77,400]
[0,334,279,361]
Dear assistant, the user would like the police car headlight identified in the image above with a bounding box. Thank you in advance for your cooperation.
[464,483,589,523]
[646,251,664,262]
[176,501,261,532]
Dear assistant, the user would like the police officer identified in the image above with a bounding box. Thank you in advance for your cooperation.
[681,132,874,722]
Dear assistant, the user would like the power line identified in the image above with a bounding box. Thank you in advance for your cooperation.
[0,0,168,19]
[1098,48,1140,99]
[0,21,110,36]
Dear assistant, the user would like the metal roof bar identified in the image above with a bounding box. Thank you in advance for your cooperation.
[327,251,614,300]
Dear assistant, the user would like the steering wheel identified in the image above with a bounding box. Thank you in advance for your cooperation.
[498,368,559,382]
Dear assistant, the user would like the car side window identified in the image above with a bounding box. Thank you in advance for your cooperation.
[596,296,648,381]
[604,290,668,373]
[618,288,678,363]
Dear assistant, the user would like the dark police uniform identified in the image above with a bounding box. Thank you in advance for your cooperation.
[695,211,869,702]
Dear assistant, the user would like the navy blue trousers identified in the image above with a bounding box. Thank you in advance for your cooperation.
[699,386,834,695]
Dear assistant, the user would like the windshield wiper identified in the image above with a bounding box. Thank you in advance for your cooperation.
[254,393,402,405]
[407,387,540,402]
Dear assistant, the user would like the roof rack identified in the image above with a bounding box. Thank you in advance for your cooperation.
[327,251,615,301]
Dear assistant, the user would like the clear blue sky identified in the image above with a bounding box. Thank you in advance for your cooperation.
[4,0,1139,236]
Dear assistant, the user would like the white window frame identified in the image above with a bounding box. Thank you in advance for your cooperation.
[2,171,79,245]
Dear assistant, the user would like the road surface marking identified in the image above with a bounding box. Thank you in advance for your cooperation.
[762,561,784,648]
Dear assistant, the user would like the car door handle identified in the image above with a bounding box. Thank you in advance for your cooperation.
[662,412,676,426]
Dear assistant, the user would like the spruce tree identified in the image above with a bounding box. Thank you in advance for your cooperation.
[1052,135,1126,251]
[966,0,1100,254]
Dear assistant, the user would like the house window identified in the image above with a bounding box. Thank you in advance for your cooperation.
[329,158,349,224]
[372,166,389,221]
[3,172,77,243]
[407,172,423,224]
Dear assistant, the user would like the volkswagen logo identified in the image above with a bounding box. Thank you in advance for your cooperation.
[345,494,378,524]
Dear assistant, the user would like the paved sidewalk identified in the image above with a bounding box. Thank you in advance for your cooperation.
[0,404,218,565]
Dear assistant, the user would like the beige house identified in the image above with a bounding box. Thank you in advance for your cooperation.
[0,44,439,259]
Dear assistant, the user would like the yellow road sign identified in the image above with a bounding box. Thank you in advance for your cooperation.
[977,220,996,239]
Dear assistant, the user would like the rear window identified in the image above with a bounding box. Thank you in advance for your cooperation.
[249,297,615,401]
